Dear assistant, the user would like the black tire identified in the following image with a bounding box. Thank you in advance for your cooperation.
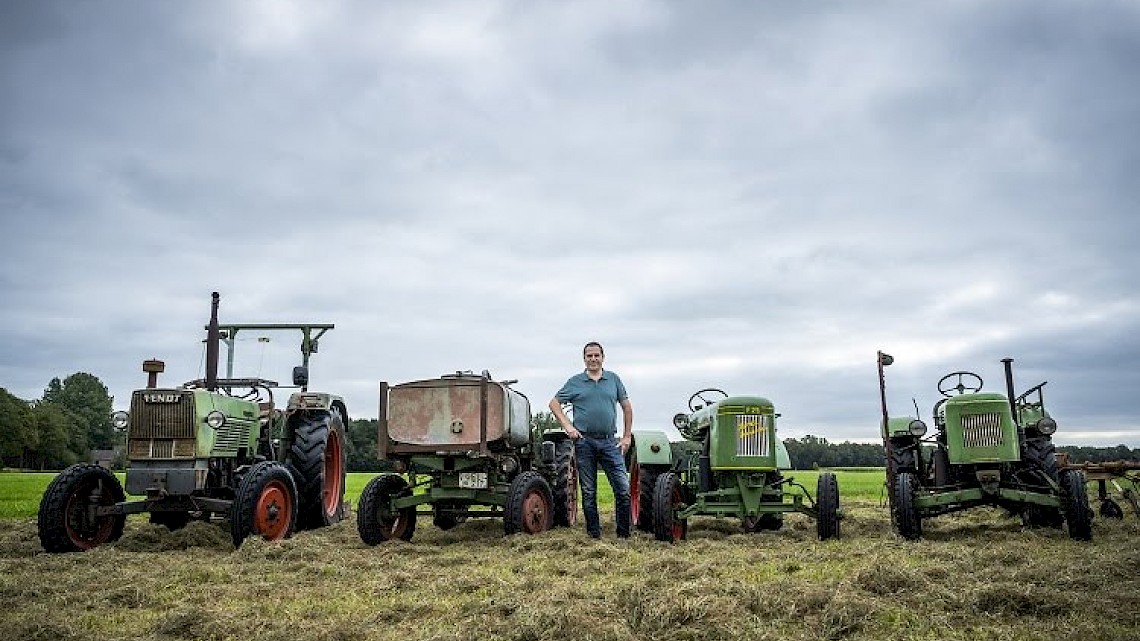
[1100,498,1125,519]
[652,472,688,543]
[230,461,298,548]
[357,474,416,545]
[548,439,578,528]
[1060,469,1093,541]
[150,511,191,531]
[285,409,347,530]
[1022,436,1059,480]
[635,464,662,532]
[38,463,127,553]
[504,471,554,535]
[816,472,841,540]
[893,472,922,541]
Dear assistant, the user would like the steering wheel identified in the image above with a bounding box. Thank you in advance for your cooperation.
[688,388,729,412]
[937,371,984,397]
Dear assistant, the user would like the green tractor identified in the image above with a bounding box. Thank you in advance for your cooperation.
[876,351,1092,540]
[356,371,575,543]
[37,292,349,552]
[629,388,841,543]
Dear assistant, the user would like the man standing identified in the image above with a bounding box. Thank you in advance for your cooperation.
[549,341,633,539]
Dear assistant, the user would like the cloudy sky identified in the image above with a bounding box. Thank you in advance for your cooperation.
[3,1,1138,446]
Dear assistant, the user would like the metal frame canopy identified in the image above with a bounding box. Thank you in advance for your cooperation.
[204,322,335,381]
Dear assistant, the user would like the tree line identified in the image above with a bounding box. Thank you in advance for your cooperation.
[3,376,1138,471]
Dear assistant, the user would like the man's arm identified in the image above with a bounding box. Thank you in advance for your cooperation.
[618,398,633,453]
[549,398,581,440]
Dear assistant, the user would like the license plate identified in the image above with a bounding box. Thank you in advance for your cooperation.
[459,472,488,489]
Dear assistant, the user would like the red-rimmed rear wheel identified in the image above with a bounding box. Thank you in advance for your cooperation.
[287,408,348,529]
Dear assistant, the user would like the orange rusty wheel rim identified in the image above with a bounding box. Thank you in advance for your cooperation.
[521,489,550,534]
[321,429,344,517]
[254,480,293,541]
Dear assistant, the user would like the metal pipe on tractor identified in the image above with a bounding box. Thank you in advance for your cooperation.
[37,292,350,553]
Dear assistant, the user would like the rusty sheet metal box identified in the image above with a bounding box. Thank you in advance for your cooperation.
[387,375,532,448]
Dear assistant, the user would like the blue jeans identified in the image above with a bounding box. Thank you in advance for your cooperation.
[575,435,631,538]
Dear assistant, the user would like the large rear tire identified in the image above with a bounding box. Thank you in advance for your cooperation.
[893,472,922,541]
[504,471,554,535]
[1061,469,1093,541]
[816,472,841,540]
[286,409,347,530]
[357,474,416,544]
[231,461,298,548]
[652,472,688,543]
[634,464,662,533]
[38,463,127,553]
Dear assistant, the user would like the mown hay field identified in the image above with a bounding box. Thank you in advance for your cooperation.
[1,469,1138,641]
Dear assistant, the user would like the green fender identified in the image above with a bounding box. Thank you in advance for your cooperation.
[775,437,792,470]
[630,430,673,466]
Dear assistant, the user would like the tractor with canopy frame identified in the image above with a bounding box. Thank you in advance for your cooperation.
[37,292,349,552]
[876,351,1092,540]
[629,387,841,543]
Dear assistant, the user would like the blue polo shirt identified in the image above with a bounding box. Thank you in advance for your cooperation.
[555,370,628,436]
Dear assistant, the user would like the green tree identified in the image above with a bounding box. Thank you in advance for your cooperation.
[42,373,115,452]
[0,388,34,467]
[346,418,384,471]
[29,402,78,470]
[531,411,561,432]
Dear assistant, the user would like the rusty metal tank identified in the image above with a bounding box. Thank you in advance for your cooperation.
[386,372,532,449]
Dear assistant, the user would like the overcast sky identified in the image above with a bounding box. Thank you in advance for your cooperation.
[2,1,1138,447]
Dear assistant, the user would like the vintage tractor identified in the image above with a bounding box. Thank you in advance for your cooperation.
[629,388,841,543]
[37,292,349,552]
[356,371,575,543]
[876,351,1092,540]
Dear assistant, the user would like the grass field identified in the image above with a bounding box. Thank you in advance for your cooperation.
[1,469,1137,641]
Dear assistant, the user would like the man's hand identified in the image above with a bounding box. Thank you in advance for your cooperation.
[564,425,582,440]
[619,433,631,454]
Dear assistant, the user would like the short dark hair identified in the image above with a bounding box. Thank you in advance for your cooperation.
[582,341,604,356]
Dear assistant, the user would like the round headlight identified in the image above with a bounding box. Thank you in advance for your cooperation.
[908,419,928,437]
[206,411,226,429]
[673,413,689,430]
[111,411,129,430]
[1036,417,1057,435]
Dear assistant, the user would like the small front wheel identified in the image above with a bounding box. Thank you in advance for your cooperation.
[1061,469,1093,541]
[816,472,841,540]
[652,472,687,543]
[893,472,922,541]
[231,461,298,548]
[505,471,554,535]
[357,474,417,544]
[38,463,127,553]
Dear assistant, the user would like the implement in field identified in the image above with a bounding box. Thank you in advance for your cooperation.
[1056,453,1140,518]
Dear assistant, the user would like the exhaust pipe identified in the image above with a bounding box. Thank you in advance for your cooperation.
[1001,357,1017,424]
[205,292,221,391]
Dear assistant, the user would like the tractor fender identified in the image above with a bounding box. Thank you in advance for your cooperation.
[775,438,792,470]
[629,430,673,467]
[286,391,345,414]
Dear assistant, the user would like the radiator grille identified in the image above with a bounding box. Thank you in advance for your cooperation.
[128,391,195,439]
[127,438,196,459]
[961,412,1005,448]
[735,414,771,457]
